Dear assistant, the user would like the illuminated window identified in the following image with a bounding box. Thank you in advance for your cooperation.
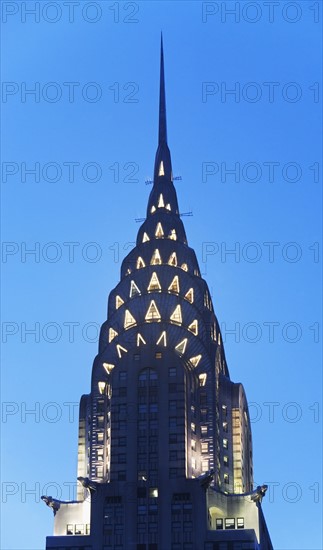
[225,518,234,529]
[116,295,124,309]
[170,305,182,324]
[194,268,200,276]
[155,222,164,238]
[237,518,244,529]
[190,354,201,368]
[224,474,229,485]
[222,422,228,432]
[201,442,208,453]
[137,333,147,346]
[201,425,208,435]
[142,232,150,243]
[66,524,74,535]
[156,331,167,346]
[191,440,196,451]
[151,205,156,213]
[218,333,221,345]
[137,257,145,269]
[181,263,188,271]
[191,457,196,469]
[168,252,177,266]
[126,268,131,275]
[222,404,227,416]
[188,320,198,335]
[202,460,209,472]
[169,229,177,240]
[124,309,136,329]
[158,194,165,208]
[166,203,171,211]
[151,249,162,265]
[191,422,196,433]
[109,328,118,342]
[149,488,158,498]
[215,519,223,530]
[168,275,179,293]
[103,362,115,374]
[116,344,128,358]
[145,300,161,321]
[223,455,229,466]
[223,438,228,449]
[98,382,106,394]
[158,163,165,177]
[148,272,161,292]
[97,432,104,443]
[199,373,207,386]
[184,288,194,303]
[129,280,141,298]
[175,338,187,355]
[75,525,84,535]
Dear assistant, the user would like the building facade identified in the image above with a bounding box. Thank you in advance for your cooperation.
[43,39,273,550]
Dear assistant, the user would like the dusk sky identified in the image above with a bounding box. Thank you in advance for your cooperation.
[1,1,322,549]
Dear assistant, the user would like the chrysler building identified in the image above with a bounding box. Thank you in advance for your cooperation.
[43,38,273,550]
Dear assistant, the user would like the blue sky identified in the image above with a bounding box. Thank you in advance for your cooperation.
[1,1,322,549]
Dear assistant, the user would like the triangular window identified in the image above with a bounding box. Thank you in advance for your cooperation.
[166,203,171,211]
[158,163,165,177]
[116,295,124,309]
[130,280,141,298]
[142,232,150,243]
[124,309,136,329]
[103,362,115,374]
[170,305,182,324]
[189,355,202,368]
[98,382,106,395]
[184,288,194,304]
[145,300,161,322]
[117,344,128,358]
[188,320,198,335]
[218,333,221,345]
[151,205,156,214]
[158,194,165,208]
[137,333,147,346]
[137,257,145,269]
[168,252,177,266]
[168,275,179,294]
[175,338,187,355]
[151,249,162,265]
[148,272,161,292]
[169,229,177,240]
[155,223,164,238]
[199,373,207,387]
[156,331,167,346]
[109,328,118,343]
[181,263,188,272]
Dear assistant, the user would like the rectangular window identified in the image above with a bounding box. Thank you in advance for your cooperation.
[201,425,208,435]
[223,438,228,449]
[215,518,223,530]
[222,422,228,432]
[119,371,127,381]
[155,352,162,359]
[66,524,74,535]
[169,367,176,377]
[223,455,229,466]
[225,518,235,529]
[201,442,208,453]
[237,517,244,529]
[97,432,104,443]
[224,473,229,484]
[75,524,84,535]
[191,422,196,433]
[202,459,209,472]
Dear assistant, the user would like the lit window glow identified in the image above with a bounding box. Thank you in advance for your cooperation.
[137,333,147,346]
[218,333,221,345]
[130,280,141,298]
[117,344,128,358]
[151,205,156,213]
[175,338,187,355]
[188,319,198,335]
[151,249,162,265]
[170,304,182,324]
[148,272,162,292]
[155,222,164,238]
[181,263,188,271]
[124,309,136,329]
[169,229,177,240]
[137,257,145,269]
[184,288,194,303]
[142,232,150,243]
[98,382,106,394]
[158,162,165,177]
[103,362,115,374]
[168,275,179,294]
[109,328,118,343]
[190,354,202,368]
[168,252,177,266]
[166,203,171,211]
[199,373,207,386]
[116,295,124,309]
[156,331,167,346]
[158,193,165,207]
[145,300,161,322]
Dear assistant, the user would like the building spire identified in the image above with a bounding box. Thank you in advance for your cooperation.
[159,33,167,145]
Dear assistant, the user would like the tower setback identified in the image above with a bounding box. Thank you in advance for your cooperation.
[43,38,273,550]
